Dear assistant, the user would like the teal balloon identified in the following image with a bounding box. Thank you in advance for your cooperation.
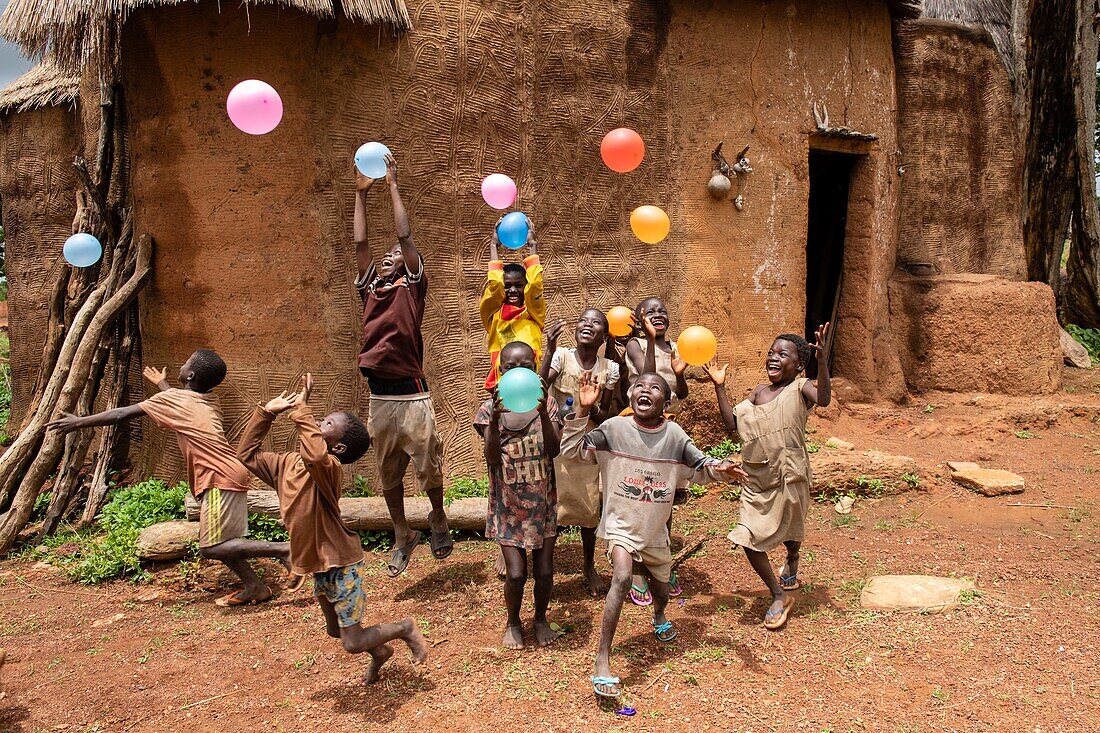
[63,233,102,268]
[354,141,391,179]
[498,367,542,413]
[496,212,528,250]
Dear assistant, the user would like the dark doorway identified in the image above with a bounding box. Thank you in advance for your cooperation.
[805,149,857,378]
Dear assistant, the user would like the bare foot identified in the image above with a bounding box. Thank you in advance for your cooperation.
[533,620,557,647]
[584,566,607,598]
[363,644,394,684]
[494,549,507,580]
[502,624,524,649]
[401,620,430,664]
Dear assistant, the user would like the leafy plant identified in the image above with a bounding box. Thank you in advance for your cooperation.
[855,476,885,497]
[806,440,821,454]
[1066,324,1100,363]
[705,438,741,459]
[248,513,289,542]
[357,529,393,551]
[445,476,489,504]
[922,404,935,414]
[1014,429,1035,440]
[901,472,921,489]
[687,483,707,499]
[719,486,742,502]
[348,474,372,498]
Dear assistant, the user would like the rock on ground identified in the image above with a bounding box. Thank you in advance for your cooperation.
[826,437,855,451]
[136,520,199,561]
[949,466,1025,496]
[811,450,922,496]
[1060,327,1092,368]
[860,574,975,612]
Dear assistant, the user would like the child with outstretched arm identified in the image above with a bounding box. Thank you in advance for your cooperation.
[704,322,831,631]
[624,297,689,413]
[354,153,451,576]
[49,350,295,606]
[479,218,545,389]
[475,342,562,649]
[237,374,428,683]
[560,370,746,700]
[539,309,621,596]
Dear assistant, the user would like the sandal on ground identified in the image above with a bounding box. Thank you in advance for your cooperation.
[763,595,795,631]
[286,571,308,593]
[668,571,683,597]
[386,530,423,578]
[629,582,652,607]
[591,675,622,698]
[427,510,454,560]
[215,589,272,607]
[653,620,677,643]
[779,563,801,590]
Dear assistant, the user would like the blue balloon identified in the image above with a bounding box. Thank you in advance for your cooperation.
[497,367,542,413]
[354,141,391,179]
[496,211,529,250]
[63,233,102,268]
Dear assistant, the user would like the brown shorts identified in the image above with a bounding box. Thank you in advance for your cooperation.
[606,540,673,583]
[198,487,248,548]
[367,395,444,492]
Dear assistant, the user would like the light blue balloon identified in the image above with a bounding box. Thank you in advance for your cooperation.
[498,367,542,413]
[354,141,391,179]
[496,211,529,250]
[63,233,102,268]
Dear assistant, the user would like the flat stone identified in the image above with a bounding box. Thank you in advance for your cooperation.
[1060,327,1092,368]
[951,468,1024,496]
[811,450,923,497]
[861,575,975,612]
[946,461,980,472]
[136,520,199,561]
[825,437,855,451]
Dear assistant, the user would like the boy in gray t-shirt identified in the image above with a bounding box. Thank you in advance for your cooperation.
[560,370,746,699]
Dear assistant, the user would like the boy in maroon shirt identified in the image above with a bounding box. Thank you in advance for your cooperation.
[355,153,450,576]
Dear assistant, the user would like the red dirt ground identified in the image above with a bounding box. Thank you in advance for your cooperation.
[1,369,1098,732]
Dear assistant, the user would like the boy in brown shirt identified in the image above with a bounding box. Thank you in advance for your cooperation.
[238,374,428,683]
[354,153,450,576]
[49,349,293,606]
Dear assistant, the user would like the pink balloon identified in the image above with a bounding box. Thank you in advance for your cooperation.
[481,173,517,210]
[226,80,283,135]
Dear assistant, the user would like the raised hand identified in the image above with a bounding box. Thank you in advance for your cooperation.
[812,321,831,356]
[383,153,397,185]
[292,373,314,407]
[641,314,659,341]
[545,319,566,351]
[703,358,728,385]
[264,390,298,414]
[142,366,169,390]
[672,355,688,376]
[355,166,375,192]
[490,388,508,421]
[577,370,602,410]
[537,376,550,415]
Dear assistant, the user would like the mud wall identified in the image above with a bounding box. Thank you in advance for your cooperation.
[120,0,900,483]
[0,105,80,427]
[895,19,1025,279]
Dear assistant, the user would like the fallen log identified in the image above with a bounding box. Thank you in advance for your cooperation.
[143,496,490,561]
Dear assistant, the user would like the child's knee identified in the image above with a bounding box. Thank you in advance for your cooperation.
[533,570,554,586]
[609,568,632,592]
[340,636,362,654]
[505,567,528,585]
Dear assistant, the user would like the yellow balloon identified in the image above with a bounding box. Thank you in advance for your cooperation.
[630,205,670,244]
[677,326,717,366]
[606,306,634,337]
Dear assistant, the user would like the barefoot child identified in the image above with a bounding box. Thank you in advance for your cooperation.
[539,310,620,596]
[237,374,428,683]
[705,323,831,631]
[354,153,451,575]
[475,342,562,648]
[479,217,545,390]
[561,370,746,699]
[49,350,293,606]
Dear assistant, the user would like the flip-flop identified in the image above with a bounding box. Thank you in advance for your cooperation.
[629,582,652,606]
[779,563,801,590]
[668,571,683,597]
[653,620,677,643]
[427,510,454,560]
[386,530,422,578]
[215,589,272,607]
[591,675,622,698]
[286,571,308,593]
[763,595,795,630]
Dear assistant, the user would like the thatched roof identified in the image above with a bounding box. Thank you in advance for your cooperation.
[921,0,1014,73]
[0,58,80,114]
[888,1,923,20]
[0,0,412,73]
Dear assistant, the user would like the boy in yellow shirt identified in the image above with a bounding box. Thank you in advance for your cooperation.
[479,216,545,390]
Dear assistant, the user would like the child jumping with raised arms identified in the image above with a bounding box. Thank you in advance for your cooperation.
[561,370,746,699]
[354,153,451,575]
[49,350,293,606]
[540,310,620,596]
[475,342,562,649]
[480,217,545,390]
[237,374,428,683]
[704,322,831,631]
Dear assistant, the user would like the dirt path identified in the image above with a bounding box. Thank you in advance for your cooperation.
[2,372,1098,732]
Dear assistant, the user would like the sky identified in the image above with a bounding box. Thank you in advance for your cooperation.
[0,0,33,88]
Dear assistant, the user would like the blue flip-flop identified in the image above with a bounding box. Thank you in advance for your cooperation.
[779,573,801,590]
[591,675,622,698]
[653,620,677,643]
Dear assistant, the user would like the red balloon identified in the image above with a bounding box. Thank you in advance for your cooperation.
[601,128,645,173]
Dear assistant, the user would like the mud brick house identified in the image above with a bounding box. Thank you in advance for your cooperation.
[0,0,1060,483]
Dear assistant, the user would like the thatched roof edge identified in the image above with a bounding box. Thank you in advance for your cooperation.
[888,1,923,20]
[0,59,80,114]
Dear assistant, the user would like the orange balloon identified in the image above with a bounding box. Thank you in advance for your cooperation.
[607,306,634,337]
[601,128,645,173]
[677,326,717,366]
[630,205,670,244]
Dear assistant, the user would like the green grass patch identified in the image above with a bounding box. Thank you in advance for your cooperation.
[445,476,489,504]
[704,438,741,459]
